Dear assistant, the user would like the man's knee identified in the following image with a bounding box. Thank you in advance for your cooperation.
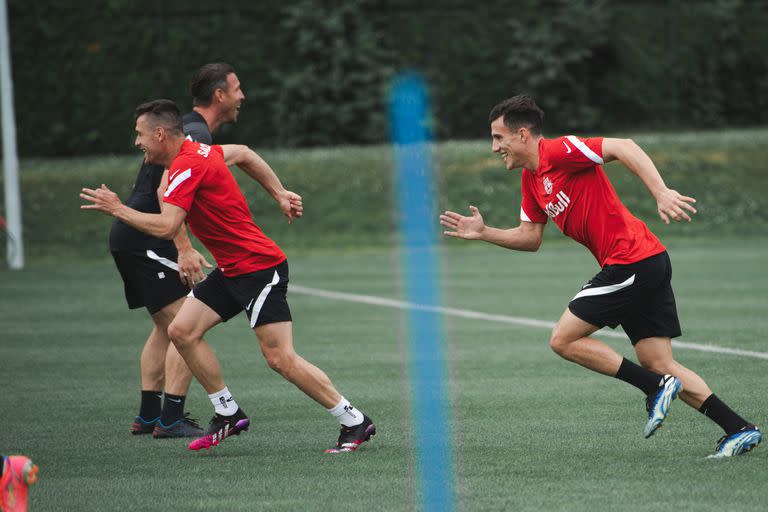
[549,329,570,357]
[167,320,195,350]
[263,350,297,377]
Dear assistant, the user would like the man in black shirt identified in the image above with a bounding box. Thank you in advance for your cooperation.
[111,63,246,438]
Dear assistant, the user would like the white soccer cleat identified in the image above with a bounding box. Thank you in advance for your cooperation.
[711,425,762,457]
[643,374,682,438]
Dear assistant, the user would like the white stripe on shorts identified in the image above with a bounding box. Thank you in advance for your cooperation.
[571,274,635,301]
[146,249,179,271]
[249,271,280,328]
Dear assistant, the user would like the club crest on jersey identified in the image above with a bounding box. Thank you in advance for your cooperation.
[543,176,553,195]
[544,191,571,218]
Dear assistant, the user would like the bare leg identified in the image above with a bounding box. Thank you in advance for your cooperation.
[634,337,712,408]
[157,298,195,396]
[140,324,169,392]
[549,308,623,376]
[255,321,341,409]
[167,297,226,394]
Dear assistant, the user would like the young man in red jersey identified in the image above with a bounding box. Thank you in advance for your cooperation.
[81,99,375,453]
[440,95,760,457]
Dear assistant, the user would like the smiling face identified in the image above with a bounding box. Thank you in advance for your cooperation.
[491,115,528,170]
[134,114,164,165]
[220,73,245,123]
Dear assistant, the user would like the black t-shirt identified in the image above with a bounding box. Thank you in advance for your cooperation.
[109,111,212,251]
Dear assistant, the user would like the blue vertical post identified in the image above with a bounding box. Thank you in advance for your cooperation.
[389,72,455,512]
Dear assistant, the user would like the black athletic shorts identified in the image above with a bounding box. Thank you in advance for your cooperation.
[568,251,681,345]
[111,248,189,314]
[190,260,292,328]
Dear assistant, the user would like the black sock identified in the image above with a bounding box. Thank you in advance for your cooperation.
[160,394,186,425]
[139,390,162,420]
[699,394,749,435]
[614,358,663,395]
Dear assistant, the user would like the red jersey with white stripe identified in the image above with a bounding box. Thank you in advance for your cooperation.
[162,140,285,276]
[520,136,665,267]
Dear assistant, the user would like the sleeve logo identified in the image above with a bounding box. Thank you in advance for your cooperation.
[164,168,192,197]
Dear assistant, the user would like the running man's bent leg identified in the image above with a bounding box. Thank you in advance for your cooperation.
[157,297,194,396]
[254,321,341,408]
[167,297,225,394]
[549,308,623,375]
[634,336,711,408]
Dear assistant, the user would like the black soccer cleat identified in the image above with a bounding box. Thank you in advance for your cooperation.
[325,415,376,453]
[188,409,250,451]
[152,413,205,438]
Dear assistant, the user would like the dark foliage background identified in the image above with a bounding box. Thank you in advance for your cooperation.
[8,0,768,156]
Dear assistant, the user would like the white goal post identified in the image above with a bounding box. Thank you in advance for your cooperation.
[1,0,23,269]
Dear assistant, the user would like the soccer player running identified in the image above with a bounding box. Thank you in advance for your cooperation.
[439,95,761,457]
[82,99,375,453]
[111,63,253,439]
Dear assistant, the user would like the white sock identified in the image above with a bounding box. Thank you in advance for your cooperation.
[327,396,364,427]
[208,387,239,417]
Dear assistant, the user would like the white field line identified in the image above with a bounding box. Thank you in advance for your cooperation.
[289,284,768,361]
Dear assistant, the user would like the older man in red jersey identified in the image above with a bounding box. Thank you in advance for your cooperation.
[81,99,375,454]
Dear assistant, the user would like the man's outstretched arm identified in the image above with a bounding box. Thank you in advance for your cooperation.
[602,138,697,224]
[80,184,187,240]
[440,205,544,252]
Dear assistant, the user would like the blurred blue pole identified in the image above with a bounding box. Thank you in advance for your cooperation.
[389,72,455,512]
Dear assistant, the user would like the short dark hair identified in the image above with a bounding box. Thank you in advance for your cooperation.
[488,95,545,135]
[134,99,184,136]
[190,62,236,107]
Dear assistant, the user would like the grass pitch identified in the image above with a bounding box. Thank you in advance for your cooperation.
[1,239,766,511]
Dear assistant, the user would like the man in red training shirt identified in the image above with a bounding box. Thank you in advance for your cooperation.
[81,99,375,454]
[440,95,759,457]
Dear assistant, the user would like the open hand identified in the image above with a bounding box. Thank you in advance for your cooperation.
[80,184,122,216]
[656,188,697,224]
[439,205,486,240]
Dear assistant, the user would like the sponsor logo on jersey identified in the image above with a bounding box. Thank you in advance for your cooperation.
[544,191,571,218]
[543,176,553,195]
[197,143,211,158]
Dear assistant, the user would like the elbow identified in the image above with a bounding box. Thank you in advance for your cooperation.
[158,223,180,240]
[520,234,542,252]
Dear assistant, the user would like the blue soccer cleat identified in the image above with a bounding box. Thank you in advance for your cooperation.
[152,413,204,438]
[643,374,682,438]
[131,415,159,435]
[712,424,762,457]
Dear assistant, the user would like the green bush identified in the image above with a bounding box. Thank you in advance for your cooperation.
[8,1,768,156]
